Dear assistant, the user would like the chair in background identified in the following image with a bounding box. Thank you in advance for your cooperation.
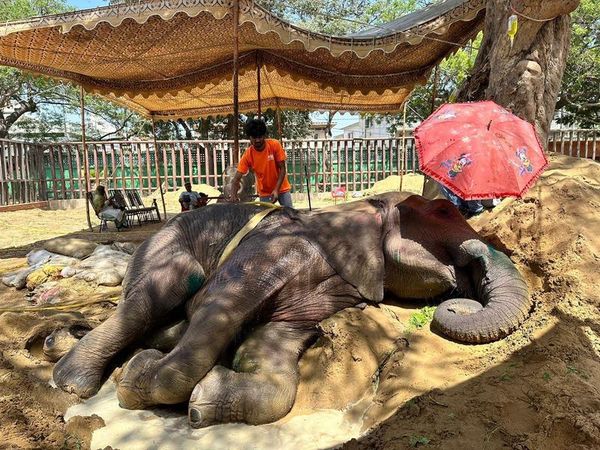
[124,189,161,224]
[86,192,120,232]
[108,189,161,226]
[331,185,348,204]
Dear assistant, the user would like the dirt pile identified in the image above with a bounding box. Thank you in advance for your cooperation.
[345,153,600,449]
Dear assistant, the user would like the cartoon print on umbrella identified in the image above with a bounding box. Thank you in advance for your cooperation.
[441,153,472,178]
[435,110,457,121]
[514,147,534,175]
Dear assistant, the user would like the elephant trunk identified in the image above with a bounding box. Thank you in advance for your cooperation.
[433,241,531,344]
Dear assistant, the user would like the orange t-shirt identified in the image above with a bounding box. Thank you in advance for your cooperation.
[237,139,291,196]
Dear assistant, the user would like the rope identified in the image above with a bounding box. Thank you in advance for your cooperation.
[510,3,561,23]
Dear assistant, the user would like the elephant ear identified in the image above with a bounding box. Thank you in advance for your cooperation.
[300,200,386,302]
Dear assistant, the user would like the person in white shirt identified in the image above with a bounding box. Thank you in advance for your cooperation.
[179,182,200,211]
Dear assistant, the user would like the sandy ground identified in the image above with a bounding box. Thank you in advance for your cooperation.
[0,155,598,449]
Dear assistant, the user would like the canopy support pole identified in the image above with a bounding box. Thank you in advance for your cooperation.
[276,102,282,140]
[232,0,240,163]
[80,86,92,232]
[256,52,262,119]
[151,117,168,221]
[400,99,408,192]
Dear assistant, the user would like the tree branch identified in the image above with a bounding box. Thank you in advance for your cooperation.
[98,112,134,140]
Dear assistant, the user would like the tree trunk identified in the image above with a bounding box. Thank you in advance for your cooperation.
[0,97,37,138]
[457,0,579,144]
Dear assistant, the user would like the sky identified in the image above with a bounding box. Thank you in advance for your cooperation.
[68,0,105,10]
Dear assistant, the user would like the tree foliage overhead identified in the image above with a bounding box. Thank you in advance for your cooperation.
[555,0,599,128]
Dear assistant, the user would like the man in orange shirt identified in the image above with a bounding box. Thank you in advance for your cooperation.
[229,119,293,207]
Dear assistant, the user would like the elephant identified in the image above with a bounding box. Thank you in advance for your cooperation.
[53,192,530,428]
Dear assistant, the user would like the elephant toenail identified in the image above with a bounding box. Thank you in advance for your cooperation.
[189,408,202,426]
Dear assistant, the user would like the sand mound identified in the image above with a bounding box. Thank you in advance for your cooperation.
[347,153,600,449]
[363,173,424,196]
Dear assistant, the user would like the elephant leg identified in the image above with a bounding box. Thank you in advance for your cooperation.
[188,322,316,427]
[116,240,315,409]
[53,252,205,398]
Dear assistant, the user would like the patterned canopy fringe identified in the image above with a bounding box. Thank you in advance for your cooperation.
[0,0,485,118]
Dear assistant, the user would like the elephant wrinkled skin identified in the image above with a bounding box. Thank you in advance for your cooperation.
[53,192,530,427]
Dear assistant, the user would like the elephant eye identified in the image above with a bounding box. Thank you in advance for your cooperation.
[436,205,455,218]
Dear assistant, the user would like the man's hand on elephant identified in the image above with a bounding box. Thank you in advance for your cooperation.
[270,189,279,203]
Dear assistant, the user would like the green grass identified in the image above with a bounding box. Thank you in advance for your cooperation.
[407,306,436,332]
[409,435,430,447]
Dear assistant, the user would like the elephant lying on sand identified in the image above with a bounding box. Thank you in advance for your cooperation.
[53,192,530,427]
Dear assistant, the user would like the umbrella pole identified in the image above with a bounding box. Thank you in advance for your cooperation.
[256,52,262,119]
[151,117,168,221]
[400,100,408,192]
[232,0,240,164]
[80,86,92,232]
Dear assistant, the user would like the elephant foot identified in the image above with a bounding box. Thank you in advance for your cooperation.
[116,349,164,409]
[53,352,104,398]
[188,365,296,428]
[188,366,245,428]
[188,322,315,428]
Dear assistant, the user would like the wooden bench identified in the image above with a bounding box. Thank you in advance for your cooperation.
[109,189,161,227]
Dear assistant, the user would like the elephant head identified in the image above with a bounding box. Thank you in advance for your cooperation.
[384,193,530,343]
[307,192,530,344]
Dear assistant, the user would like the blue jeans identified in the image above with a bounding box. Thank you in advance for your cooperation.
[438,184,483,215]
[260,191,293,207]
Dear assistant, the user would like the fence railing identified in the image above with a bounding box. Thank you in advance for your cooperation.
[0,139,46,205]
[548,129,598,160]
[0,130,598,206]
[31,137,419,201]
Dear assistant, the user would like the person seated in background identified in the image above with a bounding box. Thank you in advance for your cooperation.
[437,182,501,219]
[179,182,200,211]
[196,192,209,208]
[91,185,127,229]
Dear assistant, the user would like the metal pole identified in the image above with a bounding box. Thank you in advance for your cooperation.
[232,0,240,163]
[80,86,93,231]
[256,52,262,119]
[276,104,283,139]
[151,117,168,221]
[304,164,312,211]
[400,100,408,192]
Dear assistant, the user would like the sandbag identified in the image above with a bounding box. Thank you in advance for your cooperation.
[43,238,98,259]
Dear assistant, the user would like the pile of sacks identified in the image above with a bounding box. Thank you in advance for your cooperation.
[1,238,136,291]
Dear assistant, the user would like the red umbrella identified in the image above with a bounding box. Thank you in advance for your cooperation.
[415,101,548,200]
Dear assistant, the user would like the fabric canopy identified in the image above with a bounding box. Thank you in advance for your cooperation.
[0,0,485,119]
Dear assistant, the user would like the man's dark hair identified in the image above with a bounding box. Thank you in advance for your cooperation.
[244,119,267,138]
